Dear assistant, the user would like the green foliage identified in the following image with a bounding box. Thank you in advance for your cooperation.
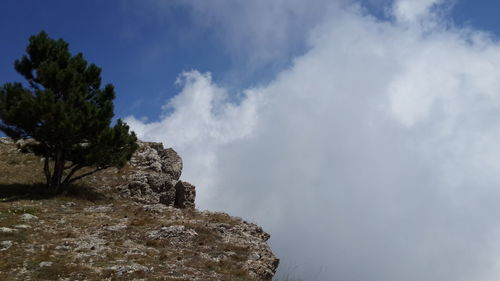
[0,31,138,192]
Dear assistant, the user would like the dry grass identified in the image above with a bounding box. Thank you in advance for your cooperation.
[0,140,128,201]
[0,140,267,280]
[0,142,44,186]
[0,205,254,281]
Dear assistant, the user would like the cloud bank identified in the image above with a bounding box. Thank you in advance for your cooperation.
[126,1,500,280]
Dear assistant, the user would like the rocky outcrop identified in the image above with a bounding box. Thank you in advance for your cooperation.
[118,141,196,208]
[0,137,280,280]
[215,219,280,280]
[1,137,197,209]
[174,180,196,209]
[0,199,279,280]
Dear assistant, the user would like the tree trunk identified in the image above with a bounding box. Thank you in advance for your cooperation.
[50,150,65,194]
[43,154,51,187]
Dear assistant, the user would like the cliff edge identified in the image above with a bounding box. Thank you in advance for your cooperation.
[0,138,279,280]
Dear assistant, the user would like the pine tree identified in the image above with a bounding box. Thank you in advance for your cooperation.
[0,31,138,193]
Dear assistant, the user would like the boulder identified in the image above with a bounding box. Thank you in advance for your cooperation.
[120,141,195,208]
[15,138,38,153]
[174,181,196,209]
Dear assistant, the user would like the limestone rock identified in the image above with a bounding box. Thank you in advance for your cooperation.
[109,262,150,276]
[39,261,53,267]
[142,203,170,213]
[174,181,196,209]
[217,220,279,280]
[14,224,31,229]
[15,138,38,153]
[119,141,195,209]
[129,142,182,179]
[0,227,17,233]
[146,225,198,243]
[20,213,38,221]
[84,204,113,213]
[0,241,13,251]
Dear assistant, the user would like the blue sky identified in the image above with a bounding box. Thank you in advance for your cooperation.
[4,1,500,280]
[1,0,229,120]
[2,0,499,121]
[1,0,305,120]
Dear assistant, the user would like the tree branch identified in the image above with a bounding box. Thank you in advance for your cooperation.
[64,162,78,170]
[66,165,110,185]
[61,164,83,187]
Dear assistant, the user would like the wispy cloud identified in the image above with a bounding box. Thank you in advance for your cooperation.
[124,0,342,74]
[126,1,500,280]
[392,0,445,22]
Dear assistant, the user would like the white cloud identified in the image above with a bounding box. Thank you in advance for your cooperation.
[126,71,259,205]
[182,0,339,65]
[127,0,343,69]
[392,0,445,23]
[126,1,500,280]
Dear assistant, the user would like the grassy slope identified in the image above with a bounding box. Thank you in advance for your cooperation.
[0,140,261,281]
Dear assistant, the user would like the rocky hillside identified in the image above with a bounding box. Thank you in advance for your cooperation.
[0,138,279,280]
